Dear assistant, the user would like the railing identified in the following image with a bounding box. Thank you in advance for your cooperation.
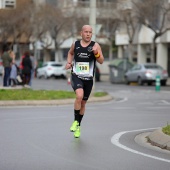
[61,1,116,18]
[64,1,116,9]
[79,1,115,8]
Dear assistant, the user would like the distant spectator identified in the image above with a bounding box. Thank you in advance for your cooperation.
[10,50,20,86]
[22,51,32,87]
[19,55,25,70]
[10,63,18,87]
[29,52,37,86]
[1,46,12,86]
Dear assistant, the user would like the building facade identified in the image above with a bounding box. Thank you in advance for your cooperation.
[115,0,170,76]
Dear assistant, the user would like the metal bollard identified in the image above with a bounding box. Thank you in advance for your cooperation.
[155,75,160,91]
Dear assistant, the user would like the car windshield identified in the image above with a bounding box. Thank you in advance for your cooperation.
[144,65,162,69]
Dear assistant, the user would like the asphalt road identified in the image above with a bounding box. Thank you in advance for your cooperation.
[0,78,170,170]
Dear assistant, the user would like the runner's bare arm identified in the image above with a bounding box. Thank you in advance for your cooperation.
[93,43,104,64]
[65,43,75,70]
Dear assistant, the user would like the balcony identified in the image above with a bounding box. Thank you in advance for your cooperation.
[62,0,117,19]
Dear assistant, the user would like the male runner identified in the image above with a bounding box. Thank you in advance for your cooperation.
[65,25,104,138]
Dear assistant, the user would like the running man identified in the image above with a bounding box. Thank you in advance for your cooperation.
[65,25,104,138]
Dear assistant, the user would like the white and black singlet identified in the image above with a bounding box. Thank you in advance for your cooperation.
[72,40,96,80]
[71,40,96,100]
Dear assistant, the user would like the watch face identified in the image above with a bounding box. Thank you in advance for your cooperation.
[87,46,93,52]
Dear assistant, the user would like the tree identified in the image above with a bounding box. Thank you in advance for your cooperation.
[32,3,73,62]
[133,0,170,62]
[0,0,34,55]
[115,0,140,61]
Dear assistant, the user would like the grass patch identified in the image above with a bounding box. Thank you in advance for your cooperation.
[0,89,76,100]
[162,125,170,136]
[0,89,108,100]
[94,91,108,97]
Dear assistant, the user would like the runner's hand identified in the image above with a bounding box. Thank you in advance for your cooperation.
[65,63,72,70]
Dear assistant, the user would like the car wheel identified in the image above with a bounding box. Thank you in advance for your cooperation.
[161,80,167,86]
[61,75,66,79]
[147,82,152,86]
[95,76,100,82]
[124,76,130,85]
[137,77,143,85]
[44,73,49,79]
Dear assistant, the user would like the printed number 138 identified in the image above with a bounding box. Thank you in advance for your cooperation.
[79,66,87,70]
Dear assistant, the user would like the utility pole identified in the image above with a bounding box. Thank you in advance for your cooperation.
[89,0,96,94]
[89,0,96,41]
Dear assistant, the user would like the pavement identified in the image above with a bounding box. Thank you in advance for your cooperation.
[0,84,170,152]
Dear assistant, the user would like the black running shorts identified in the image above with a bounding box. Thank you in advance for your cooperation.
[71,73,93,101]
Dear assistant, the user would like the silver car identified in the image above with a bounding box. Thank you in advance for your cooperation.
[124,63,168,86]
[37,61,66,79]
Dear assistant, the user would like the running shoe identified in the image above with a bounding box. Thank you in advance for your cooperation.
[70,120,79,132]
[74,126,81,138]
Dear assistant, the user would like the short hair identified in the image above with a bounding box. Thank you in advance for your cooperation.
[24,51,30,57]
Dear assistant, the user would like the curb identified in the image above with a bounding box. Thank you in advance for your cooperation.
[148,128,170,151]
[0,95,113,106]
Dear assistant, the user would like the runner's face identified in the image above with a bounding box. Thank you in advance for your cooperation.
[81,27,92,43]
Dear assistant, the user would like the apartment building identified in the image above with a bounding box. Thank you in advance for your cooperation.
[32,0,118,75]
[115,0,170,75]
[0,0,117,76]
[0,0,16,9]
[0,0,34,57]
[34,0,117,58]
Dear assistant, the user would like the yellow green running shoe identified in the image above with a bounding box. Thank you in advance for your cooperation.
[70,121,79,132]
[74,126,81,138]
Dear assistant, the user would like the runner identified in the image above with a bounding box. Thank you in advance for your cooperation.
[65,25,104,138]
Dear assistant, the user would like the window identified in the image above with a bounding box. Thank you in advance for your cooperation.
[0,0,16,9]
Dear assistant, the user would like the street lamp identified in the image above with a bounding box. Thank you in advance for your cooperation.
[89,0,96,41]
[89,0,96,94]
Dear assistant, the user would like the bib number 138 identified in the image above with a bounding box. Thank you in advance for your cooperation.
[76,62,89,75]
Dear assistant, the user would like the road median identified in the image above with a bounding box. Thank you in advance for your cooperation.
[148,128,170,151]
[0,95,113,106]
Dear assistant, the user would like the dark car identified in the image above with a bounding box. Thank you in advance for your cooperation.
[95,66,101,82]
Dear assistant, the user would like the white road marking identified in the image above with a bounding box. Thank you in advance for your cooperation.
[161,100,170,105]
[111,128,170,163]
[115,97,128,103]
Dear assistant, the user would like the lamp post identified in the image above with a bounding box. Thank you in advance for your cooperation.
[89,0,96,94]
[89,0,96,41]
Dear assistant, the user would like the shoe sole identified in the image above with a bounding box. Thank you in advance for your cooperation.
[74,135,80,138]
[70,130,76,132]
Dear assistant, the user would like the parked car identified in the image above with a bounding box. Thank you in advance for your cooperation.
[124,63,168,86]
[36,61,66,79]
[95,66,101,82]
[0,59,4,76]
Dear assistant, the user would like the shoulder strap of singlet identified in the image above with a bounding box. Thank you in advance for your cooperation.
[74,40,80,52]
[90,41,95,47]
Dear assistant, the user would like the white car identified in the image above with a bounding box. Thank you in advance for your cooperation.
[37,61,66,79]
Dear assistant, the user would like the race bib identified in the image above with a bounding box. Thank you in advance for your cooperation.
[76,62,89,75]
